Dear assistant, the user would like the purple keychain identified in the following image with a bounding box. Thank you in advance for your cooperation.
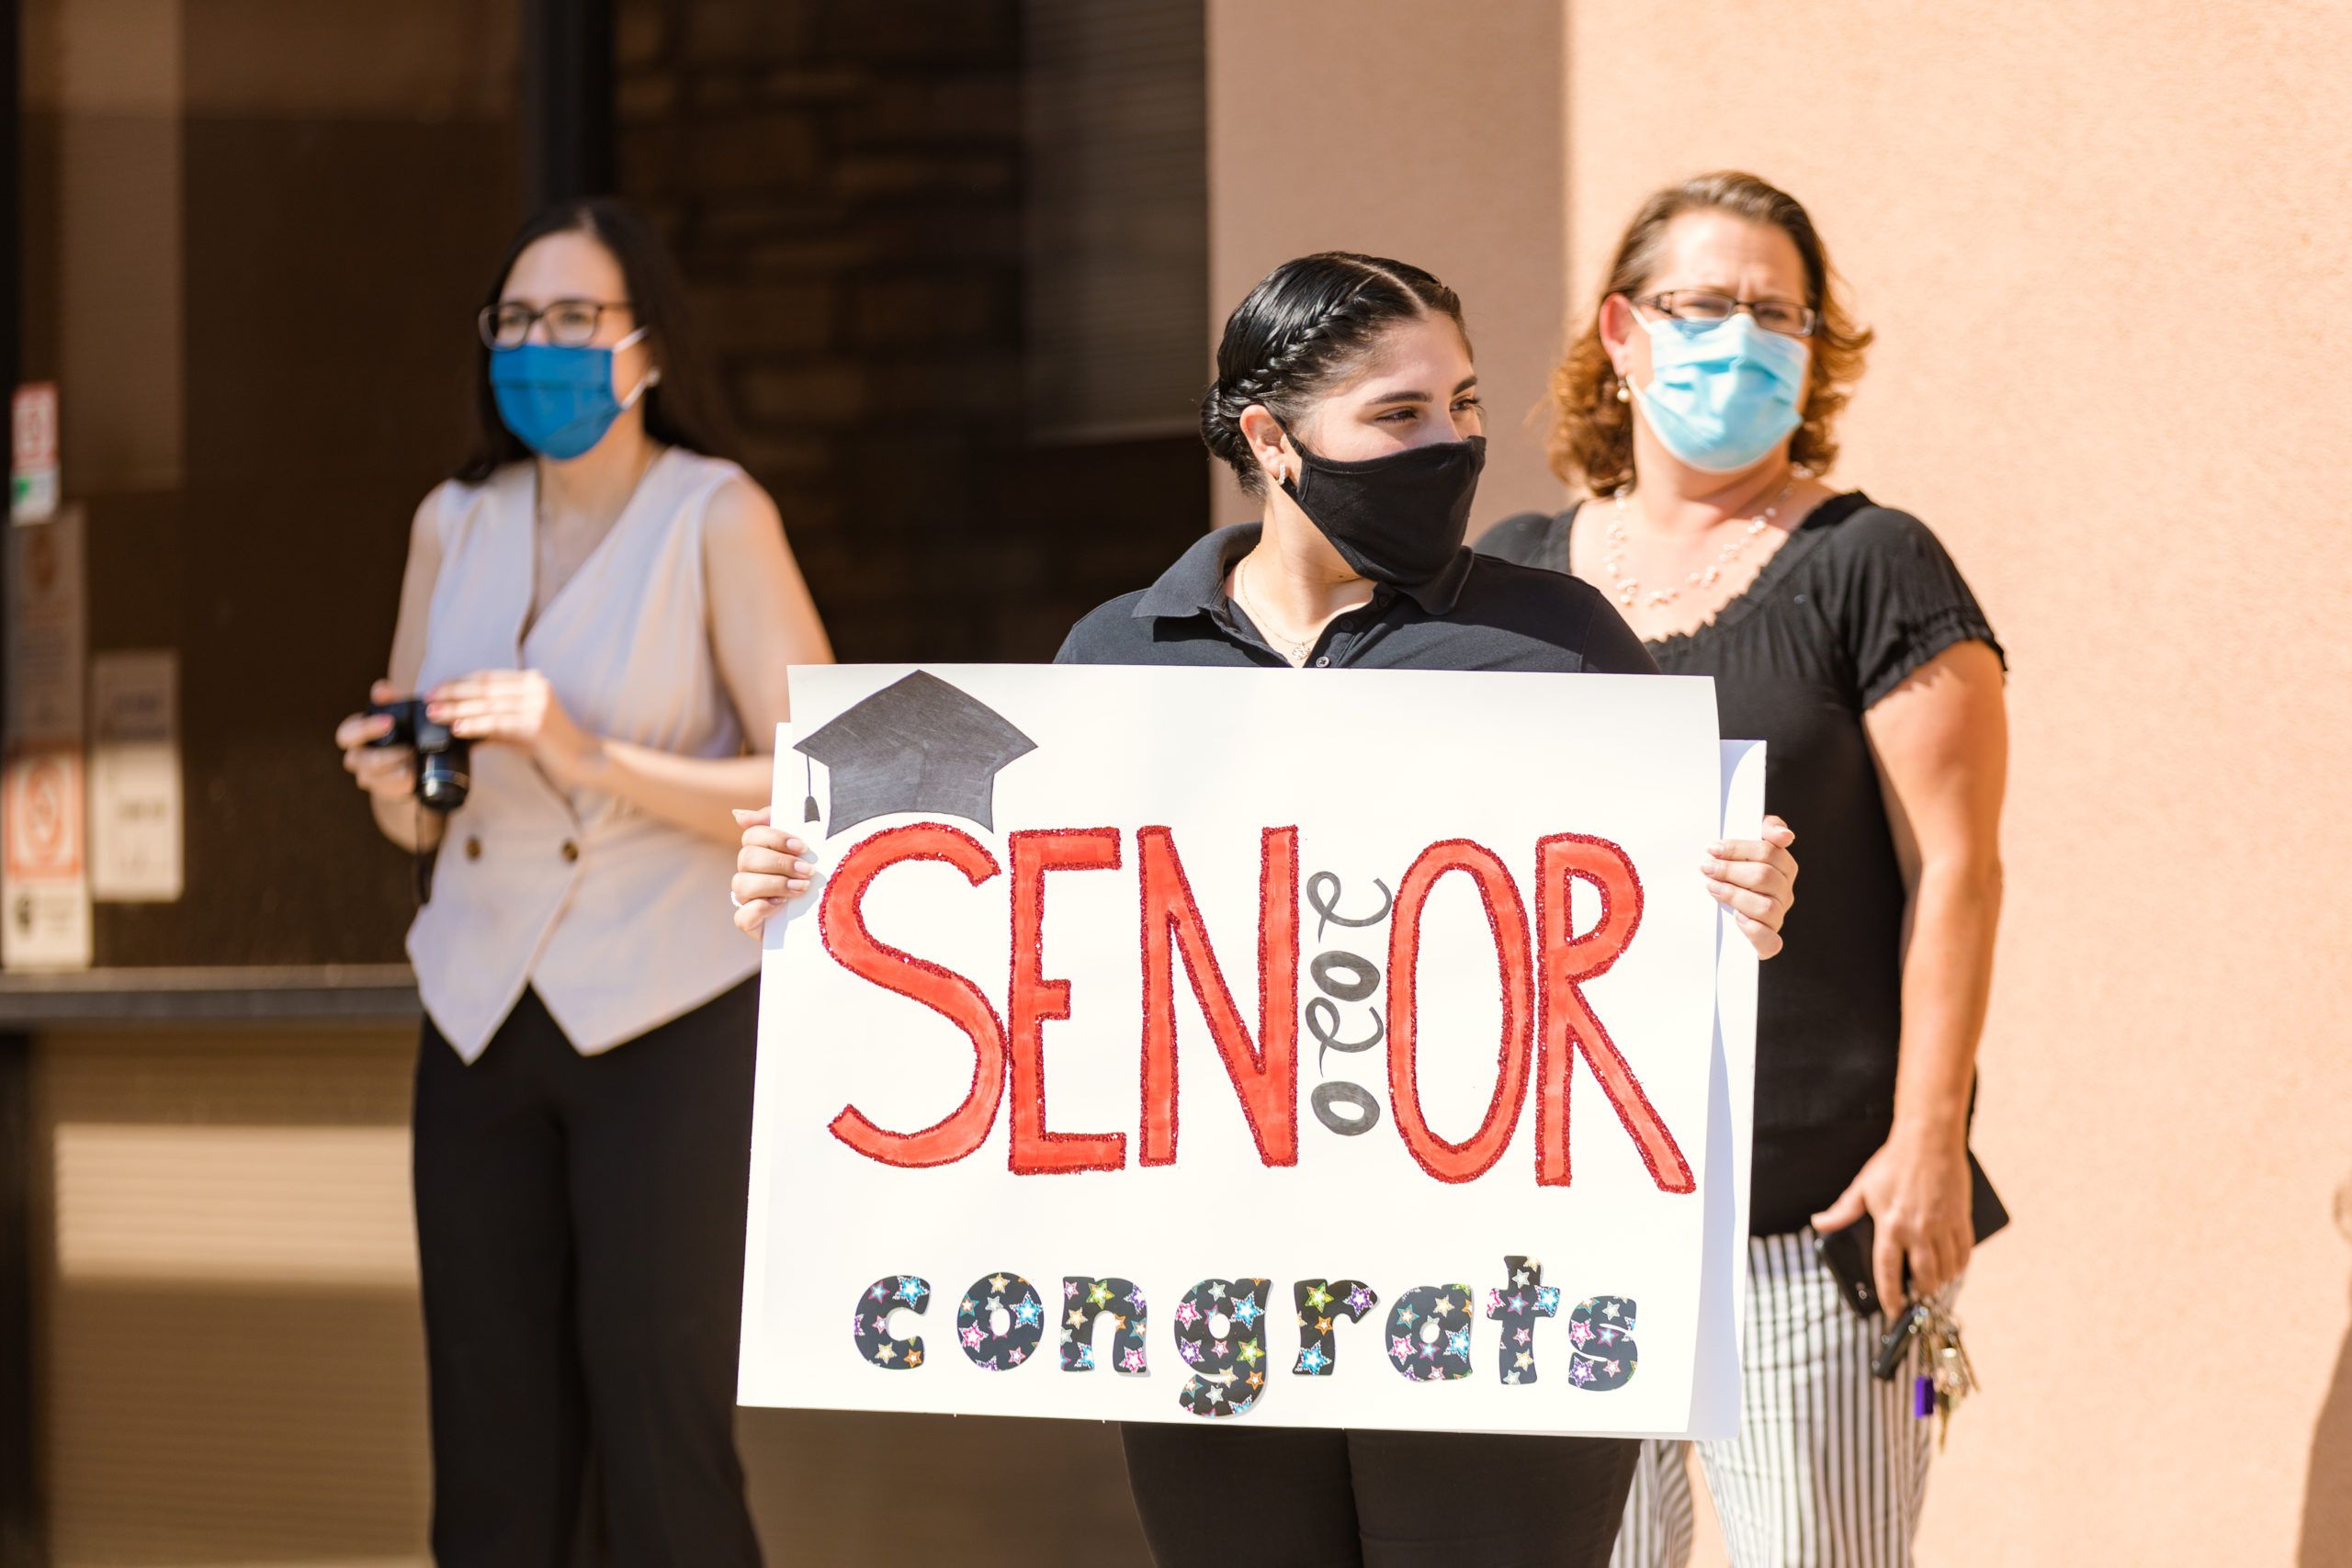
[1916,1297,1977,1449]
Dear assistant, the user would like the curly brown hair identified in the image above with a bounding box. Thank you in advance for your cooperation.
[1550,172,1871,496]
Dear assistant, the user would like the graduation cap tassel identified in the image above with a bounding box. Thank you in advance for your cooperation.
[803,752,820,824]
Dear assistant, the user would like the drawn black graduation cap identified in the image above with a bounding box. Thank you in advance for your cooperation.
[793,671,1037,835]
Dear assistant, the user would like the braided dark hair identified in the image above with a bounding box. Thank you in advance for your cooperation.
[1202,252,1469,497]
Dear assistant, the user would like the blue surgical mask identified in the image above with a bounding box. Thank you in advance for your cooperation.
[490,325,659,461]
[1631,310,1808,473]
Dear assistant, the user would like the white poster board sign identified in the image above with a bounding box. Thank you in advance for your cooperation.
[742,664,1758,1438]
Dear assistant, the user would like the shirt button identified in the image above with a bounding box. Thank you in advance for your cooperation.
[560,840,580,863]
[463,836,482,861]
[1314,655,1330,668]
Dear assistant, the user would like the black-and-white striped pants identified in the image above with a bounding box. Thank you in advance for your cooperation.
[1610,1231,1937,1568]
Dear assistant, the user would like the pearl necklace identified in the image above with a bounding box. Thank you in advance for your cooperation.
[1233,555,1313,665]
[1602,478,1794,611]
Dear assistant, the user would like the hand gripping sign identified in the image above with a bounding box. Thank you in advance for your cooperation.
[741,665,1760,1438]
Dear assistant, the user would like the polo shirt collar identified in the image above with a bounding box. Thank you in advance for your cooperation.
[1129,523,1476,620]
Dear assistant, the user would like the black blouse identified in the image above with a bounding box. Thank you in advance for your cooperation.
[1477,492,2004,1235]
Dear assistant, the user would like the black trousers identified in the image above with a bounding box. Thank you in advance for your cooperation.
[1122,1423,1639,1568]
[413,982,763,1568]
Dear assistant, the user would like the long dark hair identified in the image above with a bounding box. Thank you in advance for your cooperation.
[455,197,738,482]
[1201,252,1469,497]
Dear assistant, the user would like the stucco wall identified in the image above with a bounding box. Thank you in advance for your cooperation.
[1213,4,2352,1562]
[1206,0,1569,526]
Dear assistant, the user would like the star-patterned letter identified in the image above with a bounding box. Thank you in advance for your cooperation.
[1060,1276,1149,1374]
[955,1270,1046,1371]
[851,1274,931,1371]
[1487,1255,1561,1385]
[1384,1283,1476,1382]
[1174,1278,1274,1417]
[1566,1294,1639,1392]
[1291,1278,1378,1376]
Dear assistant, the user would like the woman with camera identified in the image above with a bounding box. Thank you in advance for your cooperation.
[333,197,829,1567]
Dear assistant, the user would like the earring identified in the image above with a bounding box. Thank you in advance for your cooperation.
[1613,375,1632,405]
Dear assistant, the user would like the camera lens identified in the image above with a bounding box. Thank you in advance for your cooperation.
[362,694,469,812]
[406,709,469,813]
[416,748,470,812]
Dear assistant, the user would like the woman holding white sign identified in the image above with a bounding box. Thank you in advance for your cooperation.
[335,197,830,1567]
[734,252,1795,1567]
[1478,172,2008,1568]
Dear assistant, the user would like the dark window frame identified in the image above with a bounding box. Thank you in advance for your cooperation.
[524,0,616,209]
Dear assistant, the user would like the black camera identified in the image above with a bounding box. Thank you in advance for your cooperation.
[367,697,471,813]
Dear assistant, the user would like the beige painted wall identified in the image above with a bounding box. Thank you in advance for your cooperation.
[1215,3,2352,1563]
[1206,0,1570,525]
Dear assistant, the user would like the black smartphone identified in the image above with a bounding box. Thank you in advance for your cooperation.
[1808,1149,2010,1319]
[1814,1217,1888,1317]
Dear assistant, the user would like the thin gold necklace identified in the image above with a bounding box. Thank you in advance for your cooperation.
[1233,555,1313,666]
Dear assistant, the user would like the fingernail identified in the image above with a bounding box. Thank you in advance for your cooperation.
[731,808,753,823]
[791,861,813,876]
[786,880,808,892]
[1706,840,1728,855]
[784,839,805,852]
[1701,857,1725,874]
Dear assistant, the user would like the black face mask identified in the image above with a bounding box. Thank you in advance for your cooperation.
[1278,431,1487,589]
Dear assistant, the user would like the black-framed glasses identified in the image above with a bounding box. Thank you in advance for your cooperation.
[477,299,634,349]
[1629,290,1817,339]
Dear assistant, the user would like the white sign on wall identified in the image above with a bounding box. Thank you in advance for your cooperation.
[89,649,184,902]
[741,663,1758,1438]
[2,505,91,969]
[10,383,60,525]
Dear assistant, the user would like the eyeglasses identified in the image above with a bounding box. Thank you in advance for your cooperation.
[477,299,634,349]
[1629,290,1817,339]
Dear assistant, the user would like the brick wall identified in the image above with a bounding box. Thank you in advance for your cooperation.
[615,0,1207,663]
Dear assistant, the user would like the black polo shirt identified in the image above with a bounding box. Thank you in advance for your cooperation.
[1053,524,1657,675]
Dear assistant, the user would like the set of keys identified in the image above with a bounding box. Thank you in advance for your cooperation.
[1871,1291,1978,1449]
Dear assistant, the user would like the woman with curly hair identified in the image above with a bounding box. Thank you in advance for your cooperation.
[1479,172,2008,1568]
